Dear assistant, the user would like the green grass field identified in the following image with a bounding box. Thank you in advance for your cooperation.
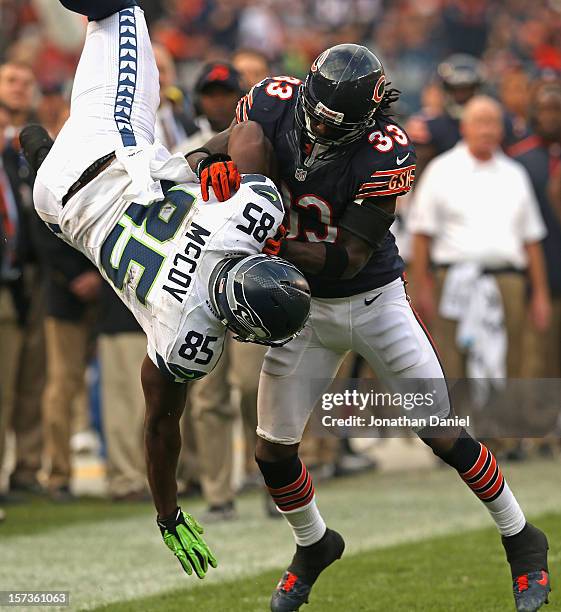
[2,459,560,611]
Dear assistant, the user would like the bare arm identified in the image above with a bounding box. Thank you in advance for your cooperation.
[185,125,234,171]
[141,356,187,518]
[525,241,551,332]
[409,233,436,322]
[185,121,279,193]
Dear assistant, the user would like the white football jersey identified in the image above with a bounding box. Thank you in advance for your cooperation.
[51,167,284,381]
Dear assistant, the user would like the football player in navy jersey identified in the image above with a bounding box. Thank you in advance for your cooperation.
[187,45,550,612]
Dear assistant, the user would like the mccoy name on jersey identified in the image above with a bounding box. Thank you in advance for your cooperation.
[41,164,284,382]
[236,76,416,298]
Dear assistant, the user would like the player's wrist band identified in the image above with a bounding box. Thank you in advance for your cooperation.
[192,152,234,179]
[319,243,349,279]
[157,506,181,528]
[185,147,211,176]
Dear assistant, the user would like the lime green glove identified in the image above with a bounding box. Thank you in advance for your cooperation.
[157,507,218,578]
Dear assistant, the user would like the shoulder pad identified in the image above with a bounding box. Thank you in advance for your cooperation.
[236,76,302,125]
[354,119,417,200]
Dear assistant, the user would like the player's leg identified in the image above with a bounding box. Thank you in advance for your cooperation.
[353,278,550,611]
[257,319,346,611]
[34,0,159,219]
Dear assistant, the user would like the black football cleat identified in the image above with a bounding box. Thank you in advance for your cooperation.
[270,528,345,612]
[502,523,551,612]
[513,570,550,612]
[19,124,53,173]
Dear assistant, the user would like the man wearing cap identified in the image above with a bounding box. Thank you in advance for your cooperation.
[177,62,244,152]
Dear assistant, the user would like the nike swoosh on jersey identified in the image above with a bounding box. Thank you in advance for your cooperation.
[396,154,410,166]
[364,293,382,306]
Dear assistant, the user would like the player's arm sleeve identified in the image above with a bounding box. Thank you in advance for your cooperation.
[146,342,211,384]
[235,77,299,141]
[339,196,397,249]
[240,173,285,214]
[343,133,416,247]
[519,168,547,243]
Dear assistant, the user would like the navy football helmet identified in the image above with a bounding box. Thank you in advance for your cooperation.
[296,44,386,164]
[209,255,311,346]
[438,54,483,119]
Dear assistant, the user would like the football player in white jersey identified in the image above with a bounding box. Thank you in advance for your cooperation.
[21,0,311,579]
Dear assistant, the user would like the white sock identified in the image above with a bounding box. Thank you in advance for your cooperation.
[280,496,327,546]
[485,481,526,536]
[459,443,526,536]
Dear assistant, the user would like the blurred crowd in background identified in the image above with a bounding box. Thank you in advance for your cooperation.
[1,0,561,521]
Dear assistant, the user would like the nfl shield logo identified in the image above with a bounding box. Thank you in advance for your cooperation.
[295,168,307,181]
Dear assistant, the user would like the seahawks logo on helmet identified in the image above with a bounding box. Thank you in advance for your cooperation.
[210,255,311,347]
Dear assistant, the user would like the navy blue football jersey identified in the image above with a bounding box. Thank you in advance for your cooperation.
[236,76,416,298]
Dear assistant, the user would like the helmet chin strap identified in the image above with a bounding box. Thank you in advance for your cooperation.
[303,114,331,167]
[304,140,329,167]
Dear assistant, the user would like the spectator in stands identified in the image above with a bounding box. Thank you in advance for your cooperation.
[232,48,271,90]
[0,62,37,137]
[153,43,195,152]
[38,223,101,501]
[406,54,484,178]
[510,84,561,380]
[499,68,532,143]
[409,96,550,384]
[8,88,70,496]
[0,100,28,501]
[98,283,149,502]
[177,61,243,151]
[10,83,73,497]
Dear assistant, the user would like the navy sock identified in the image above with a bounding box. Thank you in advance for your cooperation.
[60,0,138,21]
[437,428,481,472]
[256,454,301,489]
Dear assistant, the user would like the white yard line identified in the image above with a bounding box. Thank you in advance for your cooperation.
[1,460,559,611]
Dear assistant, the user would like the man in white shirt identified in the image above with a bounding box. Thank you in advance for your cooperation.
[409,95,550,379]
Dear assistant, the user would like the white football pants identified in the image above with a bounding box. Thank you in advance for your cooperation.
[257,277,450,444]
[35,5,159,223]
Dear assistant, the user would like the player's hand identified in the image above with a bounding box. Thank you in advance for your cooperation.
[529,289,551,332]
[197,154,241,202]
[157,507,218,578]
[70,271,102,302]
[413,280,436,324]
[263,224,287,256]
